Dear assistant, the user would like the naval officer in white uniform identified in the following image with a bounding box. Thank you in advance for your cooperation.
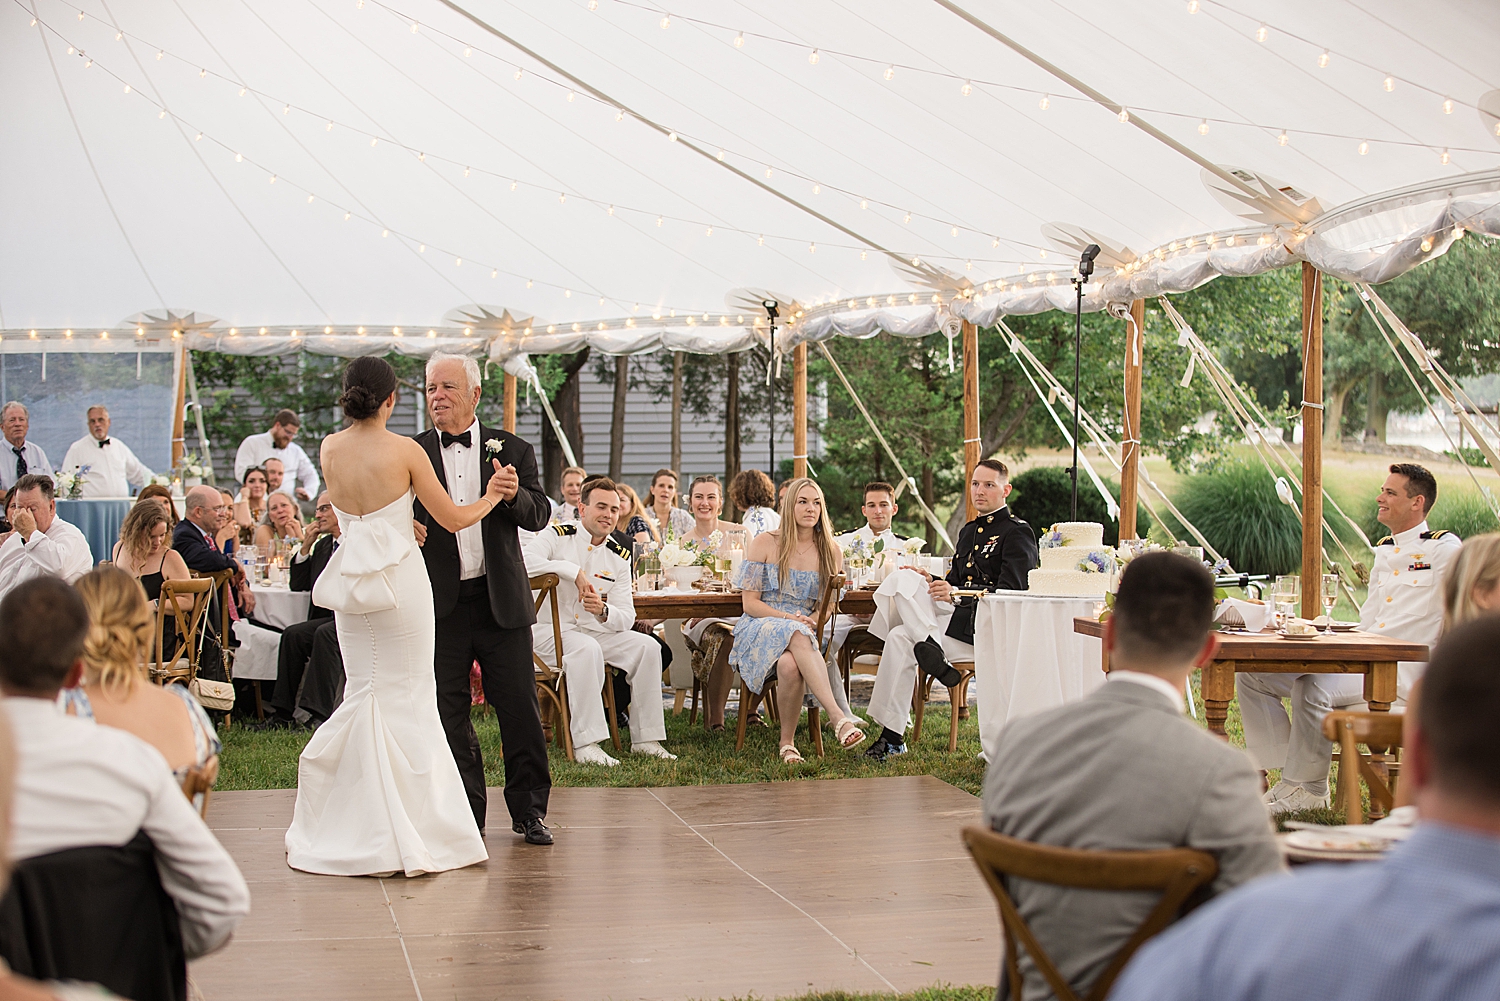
[829,481,909,712]
[1239,463,1461,814]
[523,477,676,767]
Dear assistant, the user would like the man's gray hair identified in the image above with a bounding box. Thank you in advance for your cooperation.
[87,404,109,417]
[425,352,483,393]
[1,402,28,420]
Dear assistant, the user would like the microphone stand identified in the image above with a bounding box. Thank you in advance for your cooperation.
[1070,245,1100,521]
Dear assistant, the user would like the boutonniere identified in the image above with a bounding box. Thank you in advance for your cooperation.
[484,437,504,456]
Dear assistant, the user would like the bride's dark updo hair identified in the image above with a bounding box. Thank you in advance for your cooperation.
[340,356,399,421]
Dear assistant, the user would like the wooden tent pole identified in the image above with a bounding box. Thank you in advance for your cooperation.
[502,373,517,433]
[1301,263,1324,617]
[171,340,187,471]
[1119,300,1145,540]
[962,320,980,522]
[792,343,808,479]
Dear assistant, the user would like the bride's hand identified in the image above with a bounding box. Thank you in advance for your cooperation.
[490,461,520,502]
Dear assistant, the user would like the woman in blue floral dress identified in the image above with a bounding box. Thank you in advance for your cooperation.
[730,478,864,761]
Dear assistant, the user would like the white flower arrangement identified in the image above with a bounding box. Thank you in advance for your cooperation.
[657,542,696,569]
[902,537,927,555]
[53,466,89,500]
[151,474,171,487]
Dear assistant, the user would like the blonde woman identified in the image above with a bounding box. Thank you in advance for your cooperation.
[69,566,221,786]
[616,482,656,544]
[731,478,862,761]
[254,490,305,550]
[111,501,193,612]
[1442,532,1500,632]
[646,468,694,538]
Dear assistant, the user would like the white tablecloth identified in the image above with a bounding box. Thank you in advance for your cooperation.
[230,585,312,681]
[974,593,1106,761]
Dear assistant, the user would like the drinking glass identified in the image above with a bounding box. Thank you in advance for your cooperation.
[1273,575,1300,631]
[1321,574,1340,633]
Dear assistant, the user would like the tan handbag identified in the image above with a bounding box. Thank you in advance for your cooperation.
[189,677,236,712]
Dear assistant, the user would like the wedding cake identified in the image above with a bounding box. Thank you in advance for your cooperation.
[1027,522,1115,596]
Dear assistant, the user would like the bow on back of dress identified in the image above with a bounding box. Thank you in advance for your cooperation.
[312,492,414,614]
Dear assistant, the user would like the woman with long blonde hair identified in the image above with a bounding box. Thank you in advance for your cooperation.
[729,477,861,761]
[69,566,221,785]
[1443,532,1500,632]
[616,482,657,544]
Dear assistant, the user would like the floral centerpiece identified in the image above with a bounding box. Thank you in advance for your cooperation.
[174,451,206,488]
[53,466,89,500]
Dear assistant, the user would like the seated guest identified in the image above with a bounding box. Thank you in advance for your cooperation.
[986,552,1283,1001]
[523,478,675,766]
[233,466,270,545]
[253,491,304,550]
[1443,532,1500,632]
[134,483,179,531]
[173,485,252,619]
[0,403,52,492]
[615,483,654,545]
[837,481,906,551]
[1112,614,1500,1001]
[683,474,752,731]
[262,457,287,498]
[0,487,19,549]
[59,406,151,498]
[233,410,317,501]
[1240,463,1462,813]
[0,476,93,599]
[552,465,586,523]
[110,501,193,621]
[680,474,738,545]
[730,469,780,538]
[70,567,221,788]
[645,467,693,538]
[258,492,343,730]
[214,488,239,553]
[730,477,862,762]
[865,460,1037,762]
[0,577,249,960]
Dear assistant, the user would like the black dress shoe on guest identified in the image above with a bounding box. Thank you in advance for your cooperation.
[513,818,554,845]
[914,636,962,688]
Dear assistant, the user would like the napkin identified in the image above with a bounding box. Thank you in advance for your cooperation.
[1216,597,1274,632]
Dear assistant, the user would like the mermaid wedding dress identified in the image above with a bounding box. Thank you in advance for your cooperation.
[285,491,487,877]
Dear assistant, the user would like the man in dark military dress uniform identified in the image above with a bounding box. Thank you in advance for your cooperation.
[864,459,1039,760]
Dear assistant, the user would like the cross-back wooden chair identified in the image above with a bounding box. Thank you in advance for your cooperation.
[198,567,247,708]
[912,652,978,752]
[180,755,220,820]
[735,572,846,756]
[530,574,575,760]
[1323,710,1405,823]
[601,668,624,752]
[962,825,1218,1001]
[835,624,886,700]
[150,578,215,686]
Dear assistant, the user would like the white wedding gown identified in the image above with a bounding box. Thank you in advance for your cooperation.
[285,491,487,877]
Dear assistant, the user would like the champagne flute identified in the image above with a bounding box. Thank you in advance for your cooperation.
[1321,574,1340,633]
[1274,575,1299,632]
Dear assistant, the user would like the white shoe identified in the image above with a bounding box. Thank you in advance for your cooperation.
[1263,781,1329,815]
[575,743,620,767]
[631,741,677,760]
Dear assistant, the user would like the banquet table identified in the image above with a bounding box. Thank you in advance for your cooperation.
[54,498,132,564]
[1071,617,1427,737]
[230,584,312,682]
[973,593,1107,761]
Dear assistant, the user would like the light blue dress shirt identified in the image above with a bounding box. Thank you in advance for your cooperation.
[1111,823,1500,1001]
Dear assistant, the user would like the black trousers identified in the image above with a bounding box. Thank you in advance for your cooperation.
[434,579,551,831]
[269,617,344,724]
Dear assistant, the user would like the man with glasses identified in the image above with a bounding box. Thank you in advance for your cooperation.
[172,485,241,580]
[258,492,343,730]
[233,409,318,501]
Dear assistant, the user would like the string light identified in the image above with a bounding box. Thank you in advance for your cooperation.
[1420,236,1433,253]
[587,0,597,9]
[1118,108,1130,123]
[903,212,911,224]
[859,199,868,210]
[1198,119,1209,135]
[514,68,522,80]
[716,149,725,160]
[1187,0,1198,12]
[764,168,773,179]
[463,47,471,56]
[883,64,895,81]
[1443,97,1454,114]
[1277,130,1289,146]
[961,80,972,97]
[808,48,819,64]
[1440,148,1451,165]
[1318,50,1330,68]
[659,14,670,29]
[1255,23,1267,42]
[1358,140,1369,155]
[1383,75,1394,92]
[812,184,820,195]
[615,109,624,121]
[733,32,744,47]
[1038,94,1050,110]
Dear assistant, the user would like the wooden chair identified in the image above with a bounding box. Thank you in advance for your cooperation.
[962,825,1218,1001]
[530,574,575,760]
[150,578,215,686]
[179,755,219,820]
[200,568,249,713]
[912,655,977,753]
[602,667,623,752]
[735,573,846,756]
[835,624,886,698]
[1323,710,1405,823]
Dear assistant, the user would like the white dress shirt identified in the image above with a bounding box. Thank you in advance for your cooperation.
[0,440,53,491]
[232,431,319,497]
[439,420,486,580]
[1358,518,1463,691]
[522,525,636,634]
[4,697,251,958]
[60,434,152,498]
[0,514,93,596]
[837,523,906,551]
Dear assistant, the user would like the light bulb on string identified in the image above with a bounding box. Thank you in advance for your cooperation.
[808,242,816,253]
[1443,97,1454,114]
[883,65,895,81]
[961,80,972,96]
[1440,148,1451,165]
[566,91,574,102]
[1420,237,1433,253]
[757,235,764,245]
[860,251,867,260]
[765,167,774,179]
[733,32,744,47]
[514,68,522,80]
[463,166,470,177]
[859,198,868,209]
[1358,140,1369,155]
[656,216,663,227]
[1318,50,1329,68]
[903,212,911,224]
[1038,94,1050,110]
[155,49,163,60]
[343,212,350,221]
[1118,107,1130,123]
[1198,119,1209,135]
[510,180,517,191]
[660,15,670,29]
[234,152,242,162]
[526,279,534,288]
[199,68,206,77]
[1383,75,1394,92]
[808,48,819,64]
[326,120,333,131]
[1255,23,1267,42]
[615,109,624,121]
[1277,130,1289,146]
[491,269,498,278]
[464,47,471,56]
[716,149,725,160]
[410,21,419,32]
[239,86,246,96]
[1187,0,1198,12]
[812,184,820,195]
[951,226,959,237]
[587,0,597,8]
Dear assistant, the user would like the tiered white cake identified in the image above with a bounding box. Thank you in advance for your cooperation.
[1027,521,1115,596]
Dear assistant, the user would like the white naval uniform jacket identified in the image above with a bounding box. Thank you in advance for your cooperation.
[1358,519,1462,694]
[522,524,637,635]
[836,524,907,551]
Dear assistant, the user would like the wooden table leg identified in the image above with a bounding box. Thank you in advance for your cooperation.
[1362,661,1399,820]
[1201,661,1236,740]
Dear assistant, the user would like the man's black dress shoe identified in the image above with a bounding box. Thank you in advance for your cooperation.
[512,818,554,845]
[914,636,963,688]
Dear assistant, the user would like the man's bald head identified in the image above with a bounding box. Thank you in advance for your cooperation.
[184,485,225,532]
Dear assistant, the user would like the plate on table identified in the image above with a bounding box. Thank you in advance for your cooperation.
[1279,631,1322,640]
[1330,620,1359,632]
[1283,828,1399,856]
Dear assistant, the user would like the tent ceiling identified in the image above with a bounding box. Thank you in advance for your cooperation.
[2,0,1497,339]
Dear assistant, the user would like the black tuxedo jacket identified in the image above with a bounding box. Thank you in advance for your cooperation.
[289,533,336,620]
[412,425,552,628]
[170,520,236,575]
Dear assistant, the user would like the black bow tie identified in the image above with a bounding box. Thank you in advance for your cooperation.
[440,430,471,449]
[97,438,111,447]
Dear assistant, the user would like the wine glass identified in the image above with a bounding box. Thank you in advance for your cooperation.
[1321,574,1340,633]
[1274,575,1300,632]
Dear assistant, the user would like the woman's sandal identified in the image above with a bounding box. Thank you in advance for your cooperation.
[707,722,726,734]
[835,718,866,750]
[779,744,805,764]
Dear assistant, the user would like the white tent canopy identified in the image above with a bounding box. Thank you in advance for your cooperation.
[3,0,1498,358]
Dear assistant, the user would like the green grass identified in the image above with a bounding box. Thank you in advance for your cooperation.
[707,987,992,1001]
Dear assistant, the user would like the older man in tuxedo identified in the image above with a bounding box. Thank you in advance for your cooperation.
[414,353,555,845]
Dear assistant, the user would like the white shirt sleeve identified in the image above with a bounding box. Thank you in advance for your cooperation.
[32,444,53,479]
[121,442,152,490]
[232,436,258,486]
[60,439,87,475]
[293,444,319,496]
[522,530,582,584]
[137,762,252,958]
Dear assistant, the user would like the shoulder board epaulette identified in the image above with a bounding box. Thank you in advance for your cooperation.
[1376,535,1395,546]
[1420,529,1454,540]
[604,536,629,559]
[893,533,909,542]
[553,523,577,536]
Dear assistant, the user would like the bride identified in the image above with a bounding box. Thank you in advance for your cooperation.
[285,356,505,877]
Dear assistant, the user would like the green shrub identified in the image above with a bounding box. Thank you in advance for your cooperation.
[1167,461,1301,575]
[1360,488,1500,542]
[1009,465,1151,545]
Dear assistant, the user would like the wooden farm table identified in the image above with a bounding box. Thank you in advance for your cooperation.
[1071,617,1427,737]
[632,588,877,620]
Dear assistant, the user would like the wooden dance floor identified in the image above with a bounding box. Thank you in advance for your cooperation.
[191,777,998,1001]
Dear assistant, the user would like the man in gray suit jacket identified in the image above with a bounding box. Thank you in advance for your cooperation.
[983,552,1283,1001]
